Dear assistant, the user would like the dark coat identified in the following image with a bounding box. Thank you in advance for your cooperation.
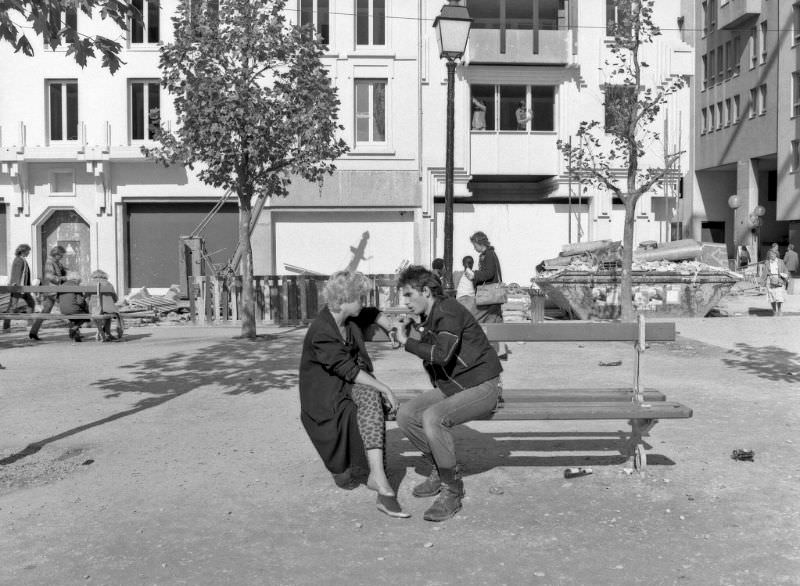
[298,306,381,475]
[472,246,503,315]
[404,297,502,396]
[58,279,88,322]
[9,255,31,286]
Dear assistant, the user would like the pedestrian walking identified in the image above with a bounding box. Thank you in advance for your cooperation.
[468,231,508,360]
[29,245,67,341]
[394,265,502,522]
[783,243,799,276]
[762,250,788,316]
[2,244,35,332]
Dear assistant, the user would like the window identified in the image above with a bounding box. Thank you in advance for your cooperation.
[354,79,386,144]
[716,102,723,129]
[471,84,556,132]
[300,0,330,45]
[759,84,767,115]
[604,85,637,135]
[794,72,800,117]
[356,0,385,46]
[717,46,724,79]
[759,21,767,64]
[49,169,75,195]
[733,94,740,122]
[733,36,740,75]
[724,98,731,126]
[46,5,77,45]
[792,140,800,173]
[701,1,708,36]
[131,0,159,44]
[750,27,757,68]
[708,0,716,32]
[700,221,725,244]
[708,49,715,85]
[47,80,78,142]
[702,54,708,90]
[701,108,708,134]
[725,40,732,78]
[794,3,800,45]
[129,80,160,141]
[606,0,631,36]
[709,104,716,131]
[749,88,757,118]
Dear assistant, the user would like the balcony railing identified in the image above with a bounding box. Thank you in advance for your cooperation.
[467,28,572,65]
[718,0,760,31]
[470,131,560,175]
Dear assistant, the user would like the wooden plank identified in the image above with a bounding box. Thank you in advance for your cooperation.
[0,285,109,294]
[478,401,692,421]
[394,388,667,403]
[482,322,676,342]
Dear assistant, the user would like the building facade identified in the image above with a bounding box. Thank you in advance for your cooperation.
[1,1,693,291]
[689,0,800,261]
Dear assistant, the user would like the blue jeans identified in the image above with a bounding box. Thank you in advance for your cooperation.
[396,377,500,471]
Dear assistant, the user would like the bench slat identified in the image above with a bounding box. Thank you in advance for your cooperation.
[482,322,676,342]
[480,401,692,421]
[395,388,667,403]
[0,286,105,294]
[0,313,114,320]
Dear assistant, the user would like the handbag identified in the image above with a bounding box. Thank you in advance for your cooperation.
[768,274,784,288]
[475,282,508,306]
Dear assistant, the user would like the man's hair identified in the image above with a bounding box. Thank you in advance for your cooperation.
[470,231,490,247]
[323,271,370,312]
[397,265,443,297]
[50,245,67,257]
[431,258,444,271]
[14,244,31,256]
[91,269,109,280]
[462,255,474,269]
[789,244,796,251]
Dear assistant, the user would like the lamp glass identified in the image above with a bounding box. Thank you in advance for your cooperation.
[435,19,471,58]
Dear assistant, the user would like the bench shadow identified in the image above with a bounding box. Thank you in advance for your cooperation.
[1,329,307,466]
[721,342,800,383]
[747,307,775,316]
[386,427,675,476]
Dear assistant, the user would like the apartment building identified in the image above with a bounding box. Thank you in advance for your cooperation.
[689,0,800,260]
[0,1,693,291]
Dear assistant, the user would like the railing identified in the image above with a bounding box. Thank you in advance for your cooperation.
[188,274,400,326]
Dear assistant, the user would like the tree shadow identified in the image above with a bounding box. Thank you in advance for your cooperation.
[386,427,675,477]
[722,342,800,383]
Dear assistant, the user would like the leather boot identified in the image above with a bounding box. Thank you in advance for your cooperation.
[423,467,464,522]
[412,455,441,497]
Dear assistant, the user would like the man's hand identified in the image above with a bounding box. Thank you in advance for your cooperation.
[395,315,416,345]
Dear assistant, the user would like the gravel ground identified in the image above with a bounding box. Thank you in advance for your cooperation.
[1,293,799,585]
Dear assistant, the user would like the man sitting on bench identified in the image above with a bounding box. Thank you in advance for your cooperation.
[394,265,502,522]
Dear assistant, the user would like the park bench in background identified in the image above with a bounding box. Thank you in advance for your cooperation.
[390,315,692,475]
[0,285,159,339]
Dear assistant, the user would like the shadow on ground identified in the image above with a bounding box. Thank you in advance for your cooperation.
[722,342,800,383]
[1,329,307,466]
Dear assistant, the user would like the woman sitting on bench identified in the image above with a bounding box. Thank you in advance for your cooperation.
[59,271,89,342]
[88,269,120,342]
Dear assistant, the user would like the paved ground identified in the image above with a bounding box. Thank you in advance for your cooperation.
[1,290,798,585]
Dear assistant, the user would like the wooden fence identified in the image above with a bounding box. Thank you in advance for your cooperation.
[189,274,400,326]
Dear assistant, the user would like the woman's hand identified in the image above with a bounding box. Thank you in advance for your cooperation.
[383,388,400,415]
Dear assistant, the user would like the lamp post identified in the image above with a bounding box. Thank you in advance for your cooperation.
[433,1,472,293]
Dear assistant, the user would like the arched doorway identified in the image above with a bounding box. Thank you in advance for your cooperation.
[40,210,91,282]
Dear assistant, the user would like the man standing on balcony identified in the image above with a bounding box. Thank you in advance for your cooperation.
[515,100,532,130]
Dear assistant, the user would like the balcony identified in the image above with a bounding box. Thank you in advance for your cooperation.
[470,131,560,175]
[467,27,572,65]
[718,0,760,31]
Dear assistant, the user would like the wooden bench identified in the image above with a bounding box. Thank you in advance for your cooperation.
[390,315,692,475]
[0,285,158,339]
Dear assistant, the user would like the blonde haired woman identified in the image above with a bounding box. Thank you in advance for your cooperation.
[299,271,409,518]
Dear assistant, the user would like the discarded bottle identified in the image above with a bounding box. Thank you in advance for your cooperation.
[564,467,593,479]
[731,449,754,462]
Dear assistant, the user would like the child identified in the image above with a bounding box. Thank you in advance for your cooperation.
[455,255,477,315]
[58,271,89,342]
[88,270,119,342]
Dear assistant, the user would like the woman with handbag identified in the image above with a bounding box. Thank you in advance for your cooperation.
[762,249,788,316]
[468,231,507,360]
[2,244,35,332]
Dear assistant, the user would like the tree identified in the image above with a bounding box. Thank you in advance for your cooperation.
[144,0,348,338]
[557,0,685,321]
[1,0,139,73]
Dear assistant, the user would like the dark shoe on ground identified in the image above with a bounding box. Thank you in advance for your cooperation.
[423,481,464,522]
[375,494,411,519]
[28,333,41,341]
[412,469,442,498]
[332,470,360,491]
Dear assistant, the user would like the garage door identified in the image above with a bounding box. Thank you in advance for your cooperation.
[126,202,239,288]
[273,211,414,276]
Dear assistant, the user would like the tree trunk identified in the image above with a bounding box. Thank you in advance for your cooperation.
[237,195,256,338]
[620,195,637,322]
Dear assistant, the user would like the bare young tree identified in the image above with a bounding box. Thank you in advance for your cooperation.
[557,0,685,321]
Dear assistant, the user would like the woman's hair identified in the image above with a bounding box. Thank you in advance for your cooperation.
[470,231,490,247]
[14,244,31,256]
[462,255,474,269]
[767,249,777,259]
[396,265,443,298]
[323,271,370,312]
[50,245,67,257]
[91,269,109,280]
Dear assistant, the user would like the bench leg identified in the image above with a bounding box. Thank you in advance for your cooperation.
[625,419,658,476]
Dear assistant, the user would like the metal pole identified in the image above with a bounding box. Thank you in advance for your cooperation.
[568,136,573,243]
[443,59,457,293]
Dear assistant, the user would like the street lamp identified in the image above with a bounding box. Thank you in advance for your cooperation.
[433,0,472,293]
